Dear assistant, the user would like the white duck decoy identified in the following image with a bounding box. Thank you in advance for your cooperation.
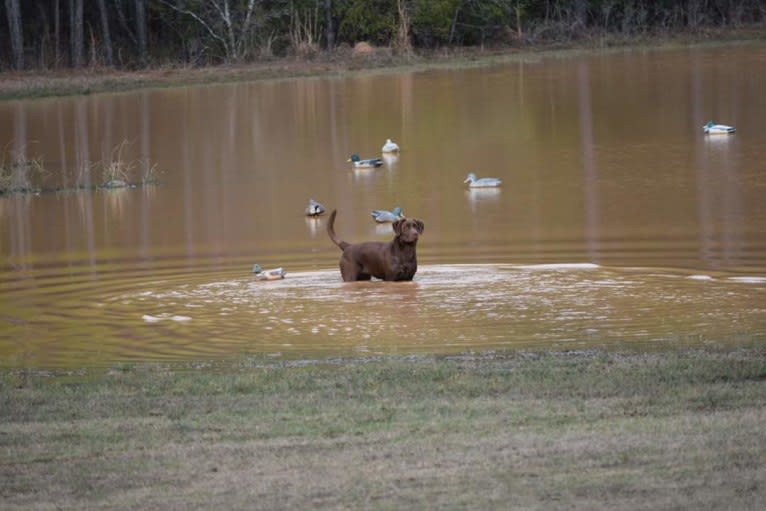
[252,264,286,281]
[464,172,502,188]
[348,154,383,168]
[371,207,404,223]
[703,121,736,135]
[305,198,326,217]
[381,139,400,153]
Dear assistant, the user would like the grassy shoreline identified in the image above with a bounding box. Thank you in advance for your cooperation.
[2,347,765,509]
[1,27,764,101]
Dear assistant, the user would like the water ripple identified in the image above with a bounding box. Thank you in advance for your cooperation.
[2,263,764,368]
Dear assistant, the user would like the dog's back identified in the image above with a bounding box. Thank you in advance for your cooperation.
[327,209,424,282]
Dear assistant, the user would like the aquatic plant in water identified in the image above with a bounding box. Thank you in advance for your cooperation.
[0,139,162,196]
[0,152,46,195]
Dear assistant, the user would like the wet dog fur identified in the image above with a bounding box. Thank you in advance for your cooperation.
[327,209,424,282]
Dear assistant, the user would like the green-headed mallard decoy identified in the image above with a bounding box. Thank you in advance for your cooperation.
[348,154,383,168]
[702,120,736,135]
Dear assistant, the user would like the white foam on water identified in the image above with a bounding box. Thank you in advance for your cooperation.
[142,313,192,323]
[517,263,601,270]
[728,276,766,284]
[688,275,713,281]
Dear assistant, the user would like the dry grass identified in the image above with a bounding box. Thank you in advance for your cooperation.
[0,139,158,195]
[1,348,765,509]
[100,139,133,188]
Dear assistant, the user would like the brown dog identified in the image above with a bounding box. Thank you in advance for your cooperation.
[327,209,424,281]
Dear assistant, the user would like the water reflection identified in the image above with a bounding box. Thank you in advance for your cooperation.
[374,222,395,236]
[1,47,762,275]
[304,216,324,237]
[465,187,502,215]
[1,263,763,368]
[577,61,600,264]
[1,44,766,367]
[382,153,399,168]
[465,187,501,202]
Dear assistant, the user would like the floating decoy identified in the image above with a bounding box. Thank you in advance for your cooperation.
[305,198,326,217]
[381,138,400,153]
[703,121,736,135]
[348,154,383,168]
[252,264,286,280]
[464,172,502,188]
[371,207,404,223]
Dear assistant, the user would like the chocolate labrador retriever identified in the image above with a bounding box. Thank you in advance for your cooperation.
[327,209,425,281]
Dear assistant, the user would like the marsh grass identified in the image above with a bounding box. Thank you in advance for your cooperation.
[100,140,133,188]
[100,139,161,188]
[0,140,160,196]
[1,348,765,509]
[0,149,46,195]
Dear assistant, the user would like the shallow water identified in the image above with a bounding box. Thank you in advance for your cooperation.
[1,43,765,368]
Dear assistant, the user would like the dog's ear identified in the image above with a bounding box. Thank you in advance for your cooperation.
[414,219,424,234]
[392,219,404,235]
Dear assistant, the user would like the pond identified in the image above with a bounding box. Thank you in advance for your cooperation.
[1,43,765,368]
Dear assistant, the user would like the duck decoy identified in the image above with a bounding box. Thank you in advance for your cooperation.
[252,264,286,281]
[703,121,736,135]
[381,139,400,153]
[305,198,326,217]
[371,207,404,223]
[464,172,502,188]
[348,154,383,168]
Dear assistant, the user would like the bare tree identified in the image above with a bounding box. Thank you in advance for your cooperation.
[135,0,148,65]
[325,0,334,49]
[70,0,84,67]
[97,0,114,65]
[5,0,24,69]
[160,0,259,63]
[289,4,320,57]
[573,0,588,30]
[54,0,61,67]
[395,0,412,55]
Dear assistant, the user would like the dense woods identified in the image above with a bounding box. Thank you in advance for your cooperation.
[2,0,764,71]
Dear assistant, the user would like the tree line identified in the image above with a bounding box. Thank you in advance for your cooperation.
[2,0,764,71]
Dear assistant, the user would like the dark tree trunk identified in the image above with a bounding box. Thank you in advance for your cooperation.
[325,0,334,49]
[97,0,114,66]
[135,0,148,66]
[54,0,61,67]
[5,0,24,70]
[70,0,84,67]
[574,0,588,30]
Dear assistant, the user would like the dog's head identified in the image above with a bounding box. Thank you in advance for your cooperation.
[393,217,425,244]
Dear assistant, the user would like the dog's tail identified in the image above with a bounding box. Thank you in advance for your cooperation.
[327,210,350,251]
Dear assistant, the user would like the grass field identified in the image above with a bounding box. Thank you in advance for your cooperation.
[2,348,765,509]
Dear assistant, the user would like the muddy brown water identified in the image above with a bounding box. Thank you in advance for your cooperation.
[1,44,765,368]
